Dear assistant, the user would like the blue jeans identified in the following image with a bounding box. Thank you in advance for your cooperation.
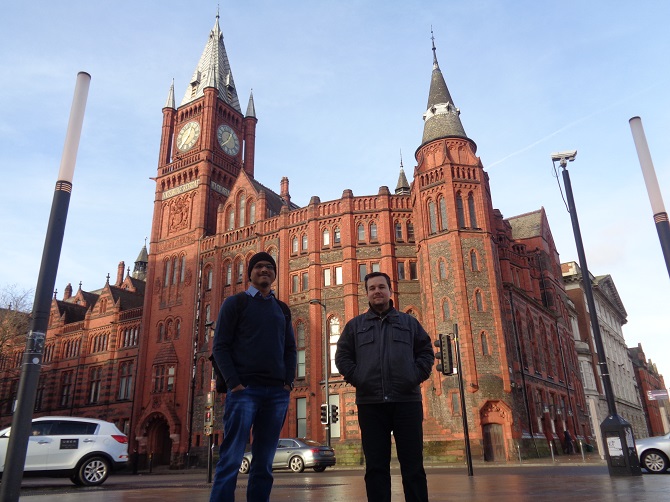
[209,386,290,502]
[358,401,428,502]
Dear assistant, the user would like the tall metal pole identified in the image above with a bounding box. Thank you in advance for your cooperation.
[453,324,473,476]
[629,116,670,279]
[553,151,640,476]
[310,299,330,446]
[0,72,91,502]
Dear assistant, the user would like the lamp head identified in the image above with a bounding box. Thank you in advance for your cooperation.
[551,150,577,167]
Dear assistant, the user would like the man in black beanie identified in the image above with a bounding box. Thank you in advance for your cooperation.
[210,251,296,502]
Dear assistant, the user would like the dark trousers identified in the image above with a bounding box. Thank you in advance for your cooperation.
[357,401,428,502]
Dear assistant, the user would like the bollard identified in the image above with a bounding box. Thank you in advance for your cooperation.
[549,441,555,463]
[517,444,522,465]
[580,440,585,463]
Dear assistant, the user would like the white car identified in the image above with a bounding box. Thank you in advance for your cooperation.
[0,416,129,486]
[636,432,670,474]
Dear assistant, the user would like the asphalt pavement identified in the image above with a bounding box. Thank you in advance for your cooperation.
[14,456,670,501]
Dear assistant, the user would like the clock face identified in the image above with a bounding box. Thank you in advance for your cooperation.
[176,121,201,152]
[217,124,240,156]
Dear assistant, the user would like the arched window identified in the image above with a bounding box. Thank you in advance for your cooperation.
[227,207,235,230]
[249,200,256,224]
[468,192,478,228]
[407,222,415,241]
[470,250,479,271]
[328,316,341,375]
[322,228,330,246]
[206,268,213,290]
[428,200,437,234]
[456,192,466,228]
[442,299,451,320]
[333,227,341,245]
[296,322,306,378]
[357,223,365,241]
[158,323,165,342]
[439,197,448,231]
[172,257,178,284]
[237,260,244,283]
[164,260,170,287]
[395,222,403,240]
[475,290,483,311]
[225,262,232,285]
[302,233,308,251]
[439,259,447,280]
[292,236,299,253]
[370,222,378,241]
[481,332,490,356]
[238,193,246,227]
[180,255,187,282]
[175,320,181,339]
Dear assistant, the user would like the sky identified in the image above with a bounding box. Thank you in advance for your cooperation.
[1,1,669,388]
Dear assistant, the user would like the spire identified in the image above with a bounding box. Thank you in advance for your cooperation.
[180,13,241,112]
[165,79,175,109]
[395,151,410,195]
[246,90,256,118]
[421,29,468,147]
[133,242,149,281]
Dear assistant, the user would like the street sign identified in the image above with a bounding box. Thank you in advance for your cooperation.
[204,425,212,436]
[647,389,669,401]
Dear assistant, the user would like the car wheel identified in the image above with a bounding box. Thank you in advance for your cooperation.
[312,466,326,472]
[239,457,250,474]
[74,456,110,486]
[641,450,669,474]
[289,456,305,473]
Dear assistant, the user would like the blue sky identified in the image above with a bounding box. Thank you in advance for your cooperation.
[1,1,669,386]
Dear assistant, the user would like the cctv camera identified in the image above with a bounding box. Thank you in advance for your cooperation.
[550,150,577,162]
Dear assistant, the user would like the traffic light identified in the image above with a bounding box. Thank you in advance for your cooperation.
[434,333,454,375]
[204,409,213,427]
[330,404,339,424]
[320,403,329,424]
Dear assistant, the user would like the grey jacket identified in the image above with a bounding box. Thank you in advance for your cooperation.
[335,306,434,404]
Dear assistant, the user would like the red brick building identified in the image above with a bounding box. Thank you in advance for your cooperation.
[129,15,591,467]
[629,343,670,437]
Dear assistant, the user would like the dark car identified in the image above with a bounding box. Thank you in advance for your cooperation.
[239,438,336,473]
[636,432,670,474]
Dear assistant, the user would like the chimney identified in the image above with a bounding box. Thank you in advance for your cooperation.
[117,261,125,286]
[63,283,73,300]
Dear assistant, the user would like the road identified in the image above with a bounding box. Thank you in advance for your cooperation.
[14,464,670,501]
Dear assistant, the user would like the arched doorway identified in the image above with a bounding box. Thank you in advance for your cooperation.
[480,400,513,462]
[146,416,172,466]
[483,423,505,461]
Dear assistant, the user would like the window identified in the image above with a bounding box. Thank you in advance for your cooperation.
[237,260,244,283]
[407,222,415,241]
[322,228,330,246]
[323,268,331,287]
[164,260,170,287]
[335,266,343,285]
[292,275,299,293]
[158,323,165,342]
[456,193,466,228]
[470,250,479,271]
[428,200,437,234]
[371,262,380,273]
[176,320,181,339]
[172,257,178,284]
[227,207,234,230]
[439,259,447,279]
[481,332,490,356]
[296,323,306,378]
[206,268,213,290]
[118,361,134,400]
[153,364,176,393]
[226,263,232,285]
[357,224,365,241]
[205,305,211,324]
[475,290,484,311]
[328,316,341,374]
[88,366,103,404]
[395,222,403,240]
[333,227,341,244]
[450,392,461,415]
[442,300,451,320]
[439,197,448,231]
[239,193,246,227]
[296,397,307,438]
[292,236,299,253]
[301,233,308,251]
[181,255,186,282]
[35,376,45,412]
[370,222,378,241]
[397,262,405,280]
[249,201,256,224]
[468,192,478,228]
[359,263,367,282]
[409,261,418,280]
[301,272,309,291]
[8,379,18,413]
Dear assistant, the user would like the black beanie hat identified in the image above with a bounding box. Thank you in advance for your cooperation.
[248,252,277,280]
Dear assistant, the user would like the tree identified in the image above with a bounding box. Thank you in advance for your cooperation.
[0,285,32,366]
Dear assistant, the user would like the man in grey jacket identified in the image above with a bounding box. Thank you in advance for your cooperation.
[335,272,434,502]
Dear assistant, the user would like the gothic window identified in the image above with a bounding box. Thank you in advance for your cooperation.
[206,267,213,290]
[88,366,103,404]
[439,259,447,280]
[180,255,187,282]
[470,250,479,271]
[428,200,437,234]
[328,316,341,375]
[164,260,170,287]
[442,299,451,320]
[249,200,256,224]
[175,320,181,339]
[227,207,234,230]
[292,236,299,254]
[481,332,490,356]
[296,323,306,378]
[237,259,244,283]
[118,361,134,400]
[334,227,341,245]
[60,371,74,407]
[407,222,415,242]
[370,222,378,241]
[475,290,484,311]
[302,233,309,251]
[165,320,173,340]
[158,323,165,342]
[395,222,403,240]
[439,197,448,231]
[468,192,478,228]
[238,193,246,227]
[357,223,365,241]
[172,256,178,285]
[153,364,176,393]
[456,192,466,228]
[205,305,211,323]
[225,262,232,285]
[323,228,330,247]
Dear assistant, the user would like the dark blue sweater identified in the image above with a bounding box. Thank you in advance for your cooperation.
[213,291,297,390]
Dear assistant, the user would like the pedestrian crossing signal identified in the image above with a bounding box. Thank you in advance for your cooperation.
[434,334,454,375]
[320,403,328,424]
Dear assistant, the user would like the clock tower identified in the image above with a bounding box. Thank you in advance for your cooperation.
[133,12,257,467]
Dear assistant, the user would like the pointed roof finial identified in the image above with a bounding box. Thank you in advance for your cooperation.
[395,150,411,195]
[246,89,256,118]
[165,78,175,109]
[400,148,404,169]
[106,273,110,285]
[431,26,438,67]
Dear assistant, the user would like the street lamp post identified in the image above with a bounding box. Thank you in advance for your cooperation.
[551,150,641,477]
[309,299,330,446]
